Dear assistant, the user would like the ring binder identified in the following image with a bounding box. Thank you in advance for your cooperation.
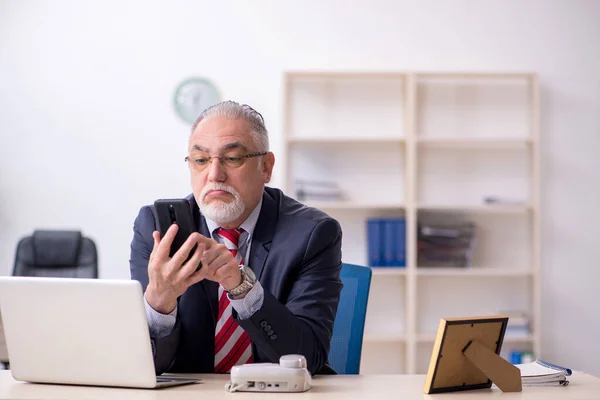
[515,359,572,387]
[534,360,573,376]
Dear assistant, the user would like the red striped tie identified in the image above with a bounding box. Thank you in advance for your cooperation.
[214,228,253,373]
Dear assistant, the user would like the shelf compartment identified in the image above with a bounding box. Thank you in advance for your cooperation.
[417,210,532,269]
[287,74,406,140]
[416,147,531,207]
[416,75,533,139]
[416,277,532,335]
[364,276,406,339]
[289,141,405,205]
[325,209,406,267]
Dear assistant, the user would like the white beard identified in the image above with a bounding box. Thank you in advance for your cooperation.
[197,183,245,224]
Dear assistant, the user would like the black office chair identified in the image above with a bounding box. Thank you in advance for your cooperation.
[1,230,98,368]
[12,230,98,278]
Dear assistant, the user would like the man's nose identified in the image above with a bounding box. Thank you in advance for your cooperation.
[207,157,226,182]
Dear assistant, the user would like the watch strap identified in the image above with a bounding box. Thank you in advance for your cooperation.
[226,267,255,297]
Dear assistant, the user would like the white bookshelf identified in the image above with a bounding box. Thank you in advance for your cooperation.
[282,71,540,374]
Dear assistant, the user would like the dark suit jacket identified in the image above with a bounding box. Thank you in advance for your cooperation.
[129,187,343,375]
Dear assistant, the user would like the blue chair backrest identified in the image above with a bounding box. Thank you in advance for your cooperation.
[328,263,372,374]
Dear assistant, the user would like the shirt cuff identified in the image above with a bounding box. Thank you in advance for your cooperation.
[228,281,264,320]
[144,295,177,338]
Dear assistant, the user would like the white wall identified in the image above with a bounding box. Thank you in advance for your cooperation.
[1,0,599,375]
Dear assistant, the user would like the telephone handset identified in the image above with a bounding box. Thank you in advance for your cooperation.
[225,354,311,393]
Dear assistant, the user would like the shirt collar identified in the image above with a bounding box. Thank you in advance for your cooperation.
[205,198,263,239]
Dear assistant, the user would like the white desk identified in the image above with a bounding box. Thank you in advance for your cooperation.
[1,370,599,399]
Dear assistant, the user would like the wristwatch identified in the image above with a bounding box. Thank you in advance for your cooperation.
[226,265,256,297]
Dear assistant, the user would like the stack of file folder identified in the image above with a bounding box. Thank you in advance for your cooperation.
[295,180,341,202]
[417,222,476,268]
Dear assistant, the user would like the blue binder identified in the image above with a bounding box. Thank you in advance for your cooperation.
[367,219,383,267]
[383,220,396,267]
[394,218,406,267]
[370,218,406,267]
[383,218,406,267]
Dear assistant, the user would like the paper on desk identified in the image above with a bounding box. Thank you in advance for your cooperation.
[515,359,572,386]
[516,359,572,378]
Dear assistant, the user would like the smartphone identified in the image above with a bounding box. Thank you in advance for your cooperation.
[153,198,197,259]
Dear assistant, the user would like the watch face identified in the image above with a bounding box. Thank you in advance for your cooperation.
[173,77,220,124]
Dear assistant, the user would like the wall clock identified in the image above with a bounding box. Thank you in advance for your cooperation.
[173,77,220,124]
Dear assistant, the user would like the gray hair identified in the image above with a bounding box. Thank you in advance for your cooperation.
[191,100,269,152]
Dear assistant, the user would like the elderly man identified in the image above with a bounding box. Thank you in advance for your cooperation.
[129,101,343,375]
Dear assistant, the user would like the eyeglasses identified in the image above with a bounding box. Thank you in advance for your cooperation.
[184,151,267,171]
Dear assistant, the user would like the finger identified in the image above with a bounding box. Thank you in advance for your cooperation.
[196,234,218,248]
[194,257,209,281]
[152,231,161,252]
[170,232,201,267]
[213,262,243,291]
[185,265,206,287]
[149,231,163,264]
[156,224,179,257]
[213,259,241,283]
[178,243,205,280]
[203,251,236,279]
[148,231,164,275]
[200,243,231,268]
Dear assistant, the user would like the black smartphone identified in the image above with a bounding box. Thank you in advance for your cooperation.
[153,198,197,259]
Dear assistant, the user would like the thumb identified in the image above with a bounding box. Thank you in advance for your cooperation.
[152,231,161,253]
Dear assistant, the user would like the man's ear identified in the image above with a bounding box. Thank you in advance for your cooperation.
[262,152,275,183]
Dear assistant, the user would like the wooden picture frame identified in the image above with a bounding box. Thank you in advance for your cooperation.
[423,316,522,394]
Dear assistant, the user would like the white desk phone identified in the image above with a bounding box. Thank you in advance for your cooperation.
[225,354,312,392]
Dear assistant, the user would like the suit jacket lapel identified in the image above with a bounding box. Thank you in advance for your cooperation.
[187,194,218,325]
[250,190,277,280]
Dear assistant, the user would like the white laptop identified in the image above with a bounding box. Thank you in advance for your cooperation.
[0,276,200,389]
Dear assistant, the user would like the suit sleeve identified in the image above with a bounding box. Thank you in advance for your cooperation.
[236,217,343,375]
[129,205,181,374]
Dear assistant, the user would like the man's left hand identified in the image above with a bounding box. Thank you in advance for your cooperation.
[197,235,243,291]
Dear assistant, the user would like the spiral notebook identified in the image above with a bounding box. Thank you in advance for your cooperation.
[515,359,572,387]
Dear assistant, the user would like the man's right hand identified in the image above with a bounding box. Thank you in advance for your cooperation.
[144,224,205,314]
